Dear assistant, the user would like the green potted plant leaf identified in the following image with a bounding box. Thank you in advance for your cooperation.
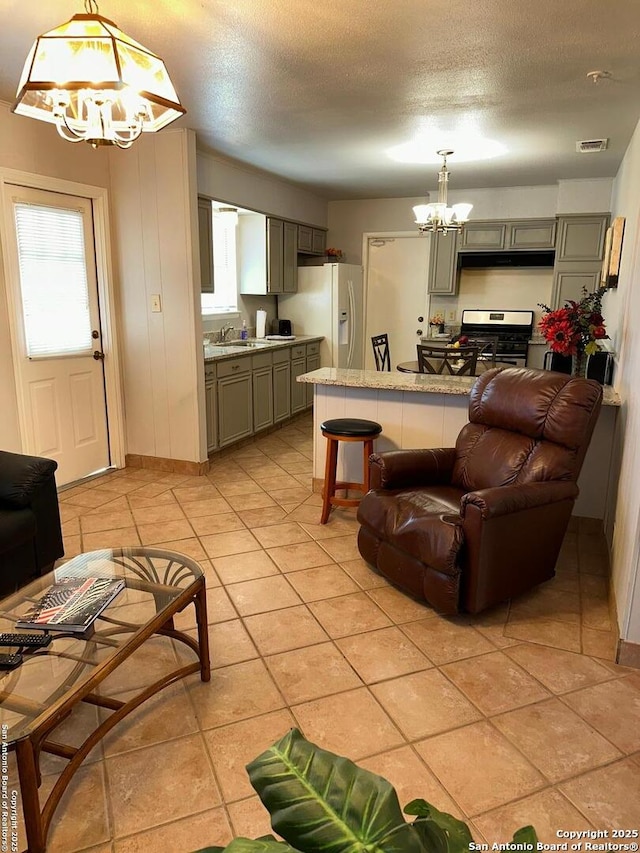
[194,728,537,853]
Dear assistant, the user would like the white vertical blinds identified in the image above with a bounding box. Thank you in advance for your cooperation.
[13,201,92,358]
[210,209,238,311]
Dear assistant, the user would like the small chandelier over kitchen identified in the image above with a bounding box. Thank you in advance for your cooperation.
[413,150,473,234]
[12,0,185,149]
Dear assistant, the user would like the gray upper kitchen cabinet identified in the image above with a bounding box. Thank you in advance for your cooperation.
[239,216,298,294]
[298,225,327,255]
[197,196,214,293]
[252,352,274,432]
[267,218,284,294]
[217,358,253,447]
[507,219,556,250]
[204,362,217,454]
[283,221,298,293]
[458,222,506,251]
[427,231,459,294]
[555,215,609,263]
[551,214,609,308]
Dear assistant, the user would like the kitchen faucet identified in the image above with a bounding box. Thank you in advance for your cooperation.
[219,323,235,342]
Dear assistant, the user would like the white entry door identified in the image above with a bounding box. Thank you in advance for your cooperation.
[5,186,110,486]
[364,235,431,369]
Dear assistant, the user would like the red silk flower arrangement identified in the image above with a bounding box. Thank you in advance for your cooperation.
[538,287,608,359]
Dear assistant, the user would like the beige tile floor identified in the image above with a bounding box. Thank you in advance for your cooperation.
[12,413,640,852]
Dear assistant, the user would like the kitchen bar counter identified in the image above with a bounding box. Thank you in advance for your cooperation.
[299,367,621,406]
[204,335,324,363]
[300,366,620,519]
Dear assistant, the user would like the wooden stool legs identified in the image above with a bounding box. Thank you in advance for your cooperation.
[320,434,376,524]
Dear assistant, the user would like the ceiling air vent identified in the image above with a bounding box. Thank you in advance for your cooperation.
[576,139,609,153]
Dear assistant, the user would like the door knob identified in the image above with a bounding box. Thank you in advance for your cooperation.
[93,350,105,360]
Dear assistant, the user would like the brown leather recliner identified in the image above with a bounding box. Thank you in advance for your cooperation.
[356,367,603,615]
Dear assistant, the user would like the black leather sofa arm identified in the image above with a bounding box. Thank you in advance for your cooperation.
[461,480,579,520]
[369,448,457,491]
[0,451,58,509]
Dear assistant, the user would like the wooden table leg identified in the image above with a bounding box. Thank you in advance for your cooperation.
[194,581,211,682]
[15,737,45,853]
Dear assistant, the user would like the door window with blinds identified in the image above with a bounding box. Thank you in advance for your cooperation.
[13,200,93,358]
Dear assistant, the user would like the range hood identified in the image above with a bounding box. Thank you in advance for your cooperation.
[459,250,555,269]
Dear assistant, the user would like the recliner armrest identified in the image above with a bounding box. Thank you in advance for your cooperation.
[369,448,457,490]
[0,451,58,509]
[461,480,579,520]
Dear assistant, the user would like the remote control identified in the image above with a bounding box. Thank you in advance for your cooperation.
[0,632,52,648]
[0,653,23,670]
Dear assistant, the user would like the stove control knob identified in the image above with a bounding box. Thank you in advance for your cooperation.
[417,329,423,336]
[417,316,424,322]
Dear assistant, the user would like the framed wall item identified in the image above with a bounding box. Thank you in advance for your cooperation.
[601,216,625,288]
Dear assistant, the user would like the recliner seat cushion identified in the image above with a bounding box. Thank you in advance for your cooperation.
[358,485,465,575]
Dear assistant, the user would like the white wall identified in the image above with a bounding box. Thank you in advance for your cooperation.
[328,179,614,264]
[0,102,111,451]
[108,129,205,464]
[430,268,554,328]
[603,117,640,644]
[197,149,328,227]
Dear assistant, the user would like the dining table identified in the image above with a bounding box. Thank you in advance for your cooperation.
[396,359,516,375]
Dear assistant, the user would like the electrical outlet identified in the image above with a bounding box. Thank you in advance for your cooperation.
[447,310,456,322]
[151,294,162,313]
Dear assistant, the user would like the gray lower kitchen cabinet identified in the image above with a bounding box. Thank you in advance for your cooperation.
[305,354,320,407]
[197,196,214,293]
[305,342,321,408]
[273,360,291,422]
[291,357,307,413]
[526,344,548,370]
[427,231,458,294]
[205,363,217,453]
[217,358,253,447]
[253,361,274,432]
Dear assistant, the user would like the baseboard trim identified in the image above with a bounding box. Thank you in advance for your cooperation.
[617,639,640,669]
[125,454,209,476]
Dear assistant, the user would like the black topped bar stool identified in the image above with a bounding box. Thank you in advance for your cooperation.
[320,418,382,524]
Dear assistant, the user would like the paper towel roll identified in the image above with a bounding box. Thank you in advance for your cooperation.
[256,309,267,339]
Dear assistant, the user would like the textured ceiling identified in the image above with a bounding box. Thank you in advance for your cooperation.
[1,0,639,199]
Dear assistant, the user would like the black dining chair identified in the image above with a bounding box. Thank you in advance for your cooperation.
[371,333,391,371]
[416,343,480,375]
[466,335,498,366]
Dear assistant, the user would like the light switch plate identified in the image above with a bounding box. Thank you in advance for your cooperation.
[151,294,162,313]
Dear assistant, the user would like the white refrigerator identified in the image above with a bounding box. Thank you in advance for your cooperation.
[278,263,364,368]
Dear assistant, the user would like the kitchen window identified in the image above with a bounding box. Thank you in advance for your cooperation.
[201,206,238,314]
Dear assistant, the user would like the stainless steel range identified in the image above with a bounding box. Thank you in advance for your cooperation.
[460,309,534,367]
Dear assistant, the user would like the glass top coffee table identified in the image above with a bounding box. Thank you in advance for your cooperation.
[0,547,210,853]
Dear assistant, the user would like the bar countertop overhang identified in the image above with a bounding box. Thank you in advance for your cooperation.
[298,367,621,406]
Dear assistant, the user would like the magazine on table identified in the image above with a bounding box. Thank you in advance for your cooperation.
[16,576,125,633]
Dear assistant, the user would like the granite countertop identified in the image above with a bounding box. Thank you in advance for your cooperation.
[528,336,548,345]
[298,367,621,406]
[204,335,323,363]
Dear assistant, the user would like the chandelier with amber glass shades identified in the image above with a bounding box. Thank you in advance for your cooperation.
[413,150,473,234]
[12,0,185,149]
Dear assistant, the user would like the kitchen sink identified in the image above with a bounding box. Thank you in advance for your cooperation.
[224,340,272,347]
